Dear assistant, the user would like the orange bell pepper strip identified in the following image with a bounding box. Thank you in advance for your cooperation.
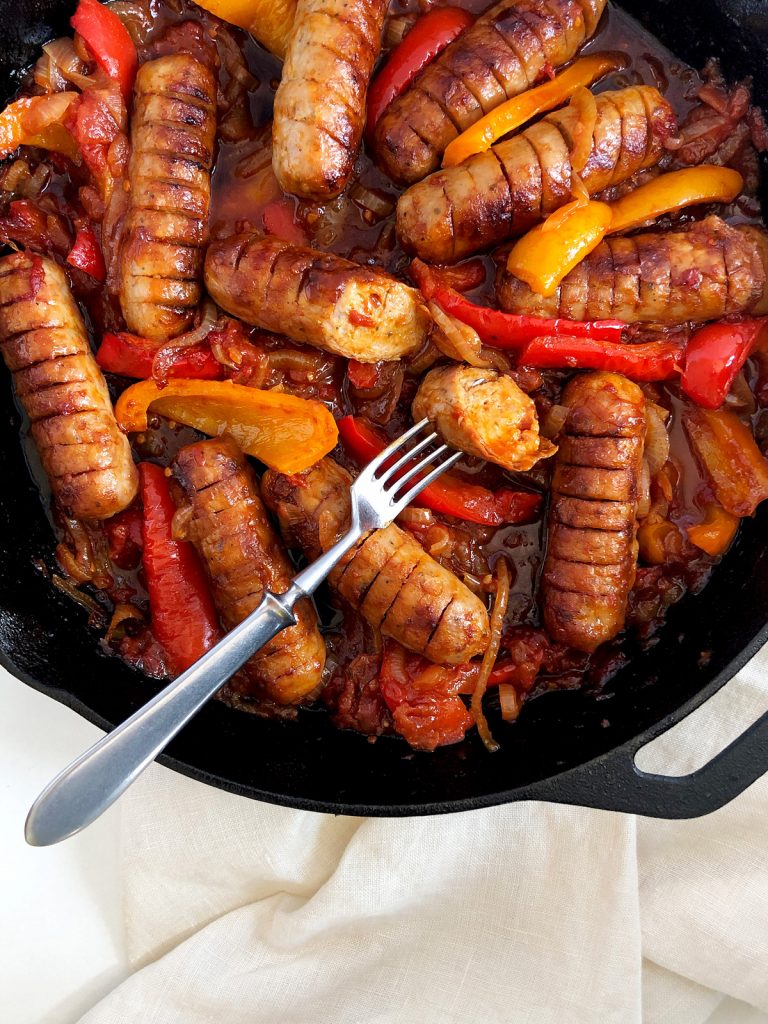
[683,406,768,518]
[506,199,612,296]
[609,166,743,234]
[686,503,739,557]
[115,379,338,474]
[0,94,80,162]
[192,0,296,57]
[441,53,625,167]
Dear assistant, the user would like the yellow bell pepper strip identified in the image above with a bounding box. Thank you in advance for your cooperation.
[683,406,768,518]
[441,53,625,168]
[115,379,338,474]
[505,199,612,296]
[0,93,80,161]
[192,0,296,58]
[609,166,744,234]
[686,503,739,557]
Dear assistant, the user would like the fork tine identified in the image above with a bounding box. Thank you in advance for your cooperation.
[389,442,449,492]
[357,417,432,480]
[378,429,438,484]
[394,450,463,510]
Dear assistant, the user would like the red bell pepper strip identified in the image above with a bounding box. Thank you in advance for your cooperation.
[70,0,138,102]
[96,332,224,380]
[410,258,626,346]
[262,196,309,246]
[365,7,474,137]
[67,227,106,281]
[518,335,683,382]
[338,415,541,526]
[139,462,222,675]
[681,319,768,409]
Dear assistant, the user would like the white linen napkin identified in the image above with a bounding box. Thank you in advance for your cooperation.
[76,645,768,1024]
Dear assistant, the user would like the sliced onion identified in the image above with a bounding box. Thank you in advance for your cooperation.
[52,574,108,627]
[151,302,220,382]
[644,401,671,478]
[429,300,493,368]
[384,13,417,48]
[569,87,598,174]
[499,683,522,722]
[105,603,144,644]
[471,557,511,752]
[349,181,396,222]
[106,1,154,46]
[541,403,569,440]
[42,38,105,91]
[22,90,79,135]
[637,458,651,520]
[725,370,756,415]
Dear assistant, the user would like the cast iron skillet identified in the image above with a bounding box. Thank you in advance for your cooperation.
[3,0,768,820]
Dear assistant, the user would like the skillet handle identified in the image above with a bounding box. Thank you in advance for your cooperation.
[528,708,768,819]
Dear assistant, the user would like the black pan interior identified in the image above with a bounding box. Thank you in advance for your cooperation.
[1,0,767,814]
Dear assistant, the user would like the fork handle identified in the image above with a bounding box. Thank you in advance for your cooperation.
[25,591,297,847]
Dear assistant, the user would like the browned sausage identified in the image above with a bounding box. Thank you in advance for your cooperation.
[411,364,556,471]
[374,0,607,185]
[261,457,491,663]
[273,0,388,199]
[119,54,217,341]
[397,85,676,263]
[0,253,138,520]
[542,371,645,652]
[205,235,430,361]
[496,216,768,324]
[172,437,325,704]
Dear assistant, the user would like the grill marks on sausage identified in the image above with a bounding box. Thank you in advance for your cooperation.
[118,54,217,341]
[272,0,389,199]
[397,86,674,263]
[261,458,491,664]
[205,234,430,362]
[0,253,138,520]
[172,437,325,705]
[374,0,607,185]
[496,216,768,322]
[542,372,645,653]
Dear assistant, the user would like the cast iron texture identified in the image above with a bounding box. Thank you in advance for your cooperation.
[2,0,768,819]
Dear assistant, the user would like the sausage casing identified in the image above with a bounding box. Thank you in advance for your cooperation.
[172,437,325,704]
[119,54,217,341]
[542,372,645,652]
[261,457,491,663]
[0,253,138,520]
[397,85,675,263]
[411,364,556,471]
[205,234,430,361]
[273,0,388,199]
[374,0,607,185]
[497,216,768,323]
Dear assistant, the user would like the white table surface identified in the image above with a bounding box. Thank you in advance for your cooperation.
[2,662,766,1024]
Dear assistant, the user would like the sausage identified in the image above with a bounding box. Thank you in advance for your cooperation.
[261,457,491,663]
[272,0,388,199]
[0,252,138,520]
[411,364,556,471]
[541,371,645,652]
[373,0,607,185]
[118,54,217,341]
[397,85,676,263]
[496,216,768,324]
[205,234,431,362]
[172,437,325,704]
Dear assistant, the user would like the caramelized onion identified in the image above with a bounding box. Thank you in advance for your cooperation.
[644,401,671,478]
[384,13,417,48]
[637,458,651,520]
[499,683,522,722]
[105,603,144,644]
[42,38,105,91]
[106,1,153,45]
[471,557,511,752]
[349,181,396,222]
[52,574,108,627]
[541,403,569,440]
[429,300,493,368]
[151,302,220,382]
[569,87,598,174]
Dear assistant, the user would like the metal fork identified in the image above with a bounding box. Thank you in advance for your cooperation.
[25,419,460,847]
